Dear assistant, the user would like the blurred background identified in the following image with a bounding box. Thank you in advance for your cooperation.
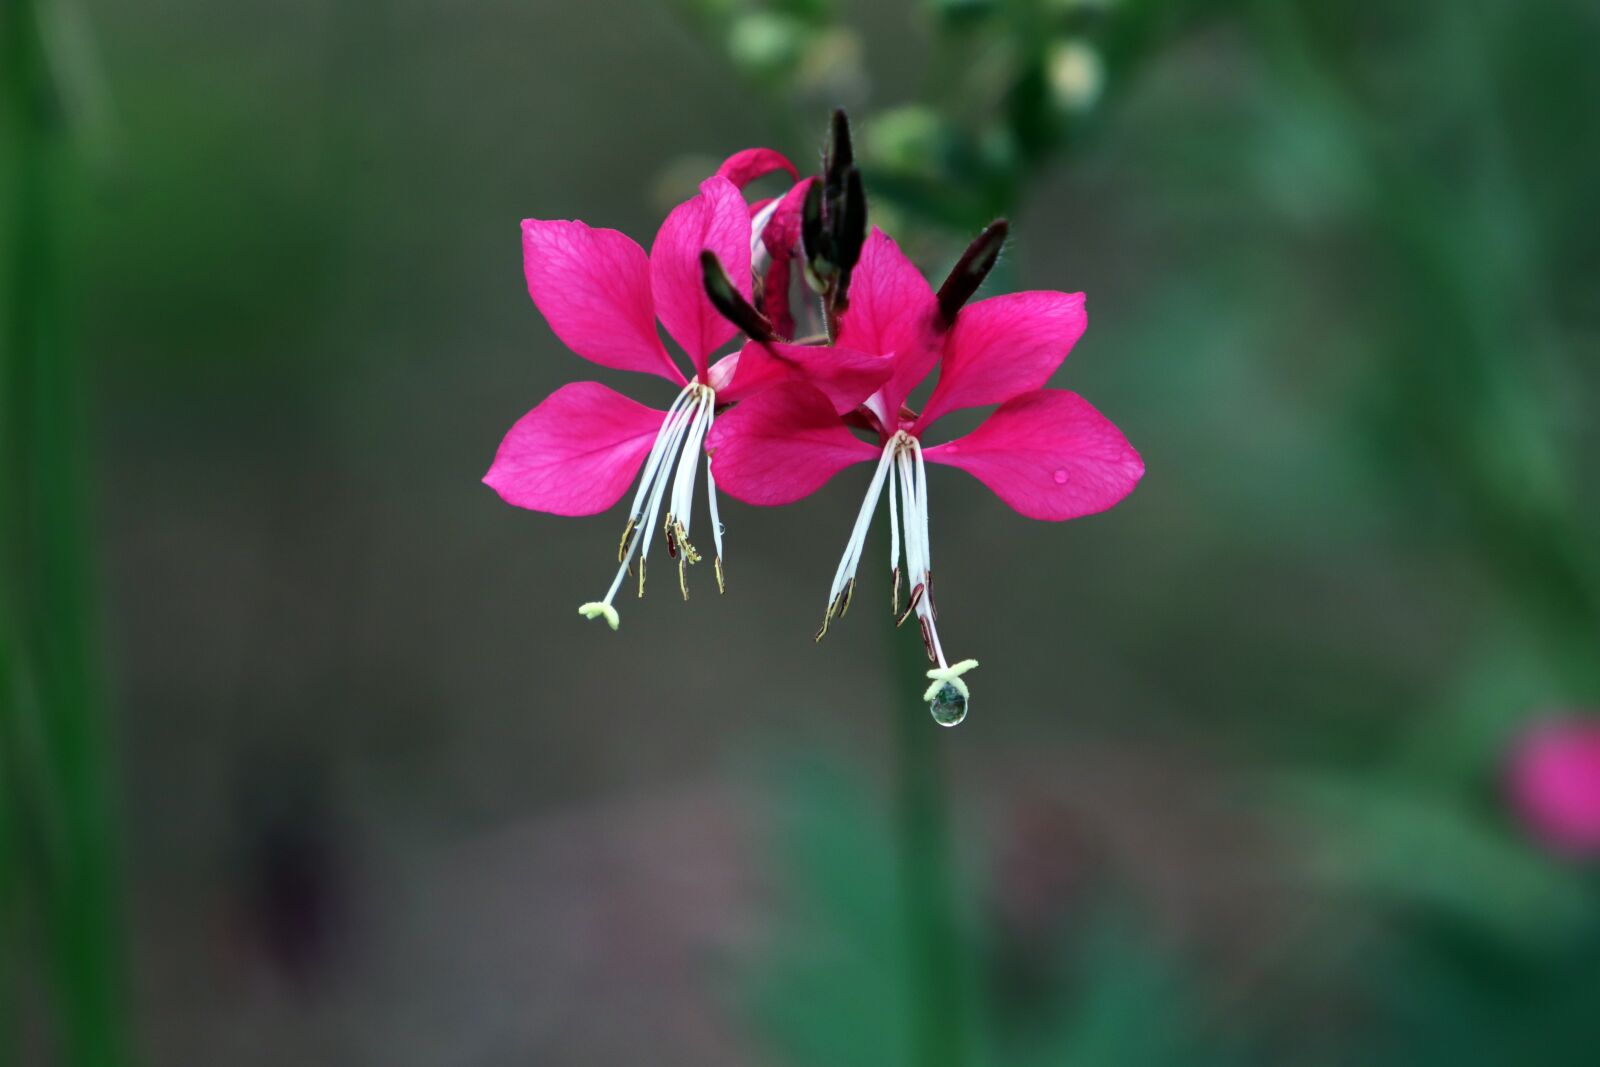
[5,0,1600,1063]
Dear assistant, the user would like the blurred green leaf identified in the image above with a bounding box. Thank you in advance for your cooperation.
[1280,774,1592,949]
[742,761,914,1067]
[995,914,1248,1067]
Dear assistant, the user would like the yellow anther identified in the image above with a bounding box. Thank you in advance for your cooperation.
[673,519,701,565]
[617,517,637,563]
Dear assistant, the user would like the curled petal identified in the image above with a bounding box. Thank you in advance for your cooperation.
[837,228,940,423]
[522,220,684,383]
[484,382,664,516]
[707,381,878,506]
[759,178,815,338]
[917,291,1087,431]
[716,147,800,190]
[721,340,894,414]
[923,389,1142,521]
[651,176,753,379]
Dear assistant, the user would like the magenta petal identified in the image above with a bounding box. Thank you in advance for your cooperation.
[483,382,665,516]
[721,341,894,414]
[716,147,800,190]
[917,291,1087,431]
[759,178,815,338]
[762,179,813,257]
[651,176,753,380]
[837,228,940,421]
[707,381,878,506]
[1508,719,1600,855]
[521,219,684,384]
[923,389,1143,521]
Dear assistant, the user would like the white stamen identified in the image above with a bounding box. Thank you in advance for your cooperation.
[895,449,922,601]
[914,440,932,577]
[887,456,900,586]
[625,386,698,522]
[749,196,784,276]
[820,443,895,619]
[705,405,726,593]
[632,394,697,574]
[669,392,712,542]
[581,381,720,624]
[817,431,977,719]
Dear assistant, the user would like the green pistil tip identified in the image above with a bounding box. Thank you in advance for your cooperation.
[578,602,620,631]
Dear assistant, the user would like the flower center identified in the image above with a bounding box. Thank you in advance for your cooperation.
[578,381,723,630]
[816,430,978,725]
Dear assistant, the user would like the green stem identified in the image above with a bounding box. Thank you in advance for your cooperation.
[3,1,131,1063]
[892,634,967,1067]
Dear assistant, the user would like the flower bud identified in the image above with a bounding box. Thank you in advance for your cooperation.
[701,251,775,342]
[937,219,1009,325]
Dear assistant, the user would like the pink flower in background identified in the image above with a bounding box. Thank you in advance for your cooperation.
[484,150,889,630]
[708,225,1144,723]
[1507,718,1600,856]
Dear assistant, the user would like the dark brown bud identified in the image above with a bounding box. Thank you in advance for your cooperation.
[825,108,855,188]
[936,219,1009,326]
[701,251,775,342]
[801,179,826,277]
[832,168,867,307]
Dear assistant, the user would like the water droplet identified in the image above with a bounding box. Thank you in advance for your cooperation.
[929,683,967,727]
[1052,468,1069,484]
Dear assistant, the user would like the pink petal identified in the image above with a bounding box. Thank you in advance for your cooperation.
[837,228,940,423]
[651,176,753,380]
[521,219,684,384]
[707,381,878,506]
[483,382,665,516]
[721,341,895,414]
[759,178,815,338]
[1507,719,1600,855]
[716,147,800,190]
[923,389,1143,521]
[917,291,1087,431]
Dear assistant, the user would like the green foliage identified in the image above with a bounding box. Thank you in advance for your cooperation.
[741,762,914,1067]
[3,1,131,1064]
[1001,919,1246,1067]
[744,762,1250,1067]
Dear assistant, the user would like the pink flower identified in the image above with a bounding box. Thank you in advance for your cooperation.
[707,225,1144,723]
[1507,718,1600,856]
[484,150,890,630]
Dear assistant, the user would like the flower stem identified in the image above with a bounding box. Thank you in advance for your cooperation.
[892,631,968,1067]
[2,1,131,1063]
